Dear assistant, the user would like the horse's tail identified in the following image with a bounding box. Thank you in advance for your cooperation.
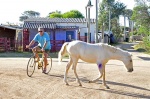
[58,42,69,65]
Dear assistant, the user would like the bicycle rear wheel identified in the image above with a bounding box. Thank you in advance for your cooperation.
[27,56,36,77]
[44,56,52,74]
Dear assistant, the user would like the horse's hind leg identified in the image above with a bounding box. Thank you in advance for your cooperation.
[102,66,110,89]
[64,58,72,85]
[72,57,82,86]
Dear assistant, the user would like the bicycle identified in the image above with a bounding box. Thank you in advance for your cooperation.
[27,50,52,77]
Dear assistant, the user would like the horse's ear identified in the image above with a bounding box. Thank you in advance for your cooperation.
[130,53,132,56]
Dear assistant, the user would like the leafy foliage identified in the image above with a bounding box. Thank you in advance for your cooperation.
[62,10,84,18]
[49,12,62,18]
[48,10,62,18]
[131,0,150,52]
[19,10,40,21]
[98,0,126,43]
[48,10,84,18]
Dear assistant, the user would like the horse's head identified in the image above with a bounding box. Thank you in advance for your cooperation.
[122,53,133,72]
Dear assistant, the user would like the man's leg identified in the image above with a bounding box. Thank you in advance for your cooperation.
[32,46,41,62]
[43,52,48,72]
[43,50,50,73]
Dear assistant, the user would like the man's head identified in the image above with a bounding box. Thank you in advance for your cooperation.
[38,27,44,36]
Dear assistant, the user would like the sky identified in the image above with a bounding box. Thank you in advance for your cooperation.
[0,0,135,25]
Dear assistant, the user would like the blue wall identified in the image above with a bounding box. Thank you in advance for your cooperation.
[55,30,66,40]
[28,28,77,42]
[29,28,53,41]
[55,29,77,41]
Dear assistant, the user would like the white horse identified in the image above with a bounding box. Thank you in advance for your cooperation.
[58,40,133,89]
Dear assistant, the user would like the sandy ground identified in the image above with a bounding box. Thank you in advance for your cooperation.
[0,43,150,99]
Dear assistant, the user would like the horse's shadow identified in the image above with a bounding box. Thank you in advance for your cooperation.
[33,73,150,98]
[78,77,150,98]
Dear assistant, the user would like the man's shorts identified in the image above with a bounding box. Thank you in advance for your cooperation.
[34,46,50,53]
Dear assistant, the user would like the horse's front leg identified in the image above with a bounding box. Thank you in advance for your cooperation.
[89,63,104,83]
[64,58,72,85]
[89,62,109,89]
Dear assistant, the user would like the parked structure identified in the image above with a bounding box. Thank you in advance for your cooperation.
[23,18,95,52]
[0,25,22,52]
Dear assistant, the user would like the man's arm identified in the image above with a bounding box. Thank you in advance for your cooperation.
[26,40,35,48]
[42,41,47,49]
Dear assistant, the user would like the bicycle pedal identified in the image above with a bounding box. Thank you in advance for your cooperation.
[38,64,42,69]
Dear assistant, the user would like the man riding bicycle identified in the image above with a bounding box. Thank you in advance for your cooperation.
[26,27,51,73]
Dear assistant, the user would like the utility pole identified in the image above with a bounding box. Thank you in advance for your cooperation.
[131,21,134,42]
[95,0,98,43]
[87,8,91,43]
[124,16,126,41]
[101,23,104,43]
[86,0,93,43]
[108,8,111,35]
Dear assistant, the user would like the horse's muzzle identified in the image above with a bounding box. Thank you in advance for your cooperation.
[128,68,133,72]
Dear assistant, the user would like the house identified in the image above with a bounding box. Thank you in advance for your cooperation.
[0,25,22,51]
[23,17,96,52]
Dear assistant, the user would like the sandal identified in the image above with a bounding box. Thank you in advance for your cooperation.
[42,68,47,74]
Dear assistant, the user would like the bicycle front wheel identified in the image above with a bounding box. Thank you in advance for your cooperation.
[27,56,36,77]
[45,56,52,74]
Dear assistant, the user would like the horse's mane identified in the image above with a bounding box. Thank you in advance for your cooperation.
[99,43,130,55]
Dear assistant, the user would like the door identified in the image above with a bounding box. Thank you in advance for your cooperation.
[23,29,29,51]
[85,33,91,42]
[66,31,74,42]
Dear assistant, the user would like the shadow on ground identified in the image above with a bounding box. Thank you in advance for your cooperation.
[138,56,150,61]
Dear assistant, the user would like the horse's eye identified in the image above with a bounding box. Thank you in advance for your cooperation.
[130,60,132,62]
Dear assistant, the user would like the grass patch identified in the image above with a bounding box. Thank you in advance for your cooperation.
[0,52,59,58]
[133,42,150,54]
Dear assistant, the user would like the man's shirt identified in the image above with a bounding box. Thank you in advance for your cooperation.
[33,32,51,50]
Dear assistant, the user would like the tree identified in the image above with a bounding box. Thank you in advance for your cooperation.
[98,0,126,36]
[124,9,133,29]
[49,12,62,18]
[19,10,40,21]
[131,6,150,34]
[134,0,150,6]
[48,10,84,18]
[62,10,84,18]
[48,10,62,18]
[131,0,150,51]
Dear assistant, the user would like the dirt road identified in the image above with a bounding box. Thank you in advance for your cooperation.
[0,43,150,99]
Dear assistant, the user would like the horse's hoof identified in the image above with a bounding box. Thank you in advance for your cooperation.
[89,81,93,83]
[104,85,110,89]
[79,84,82,86]
[66,83,69,86]
[106,86,110,89]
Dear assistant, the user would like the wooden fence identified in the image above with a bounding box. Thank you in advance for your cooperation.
[0,37,65,52]
[0,37,22,52]
[0,37,95,52]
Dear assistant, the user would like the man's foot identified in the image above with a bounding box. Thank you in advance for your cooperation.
[42,68,47,74]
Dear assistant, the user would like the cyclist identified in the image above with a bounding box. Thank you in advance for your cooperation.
[26,27,51,73]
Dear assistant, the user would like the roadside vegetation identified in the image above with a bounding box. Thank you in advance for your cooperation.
[0,52,59,58]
